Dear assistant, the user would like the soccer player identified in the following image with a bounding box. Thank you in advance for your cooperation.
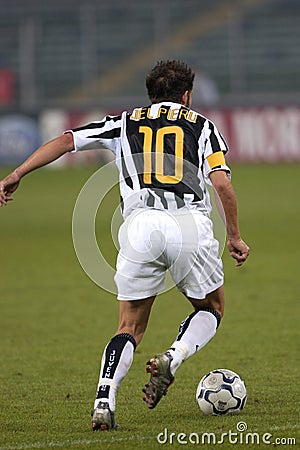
[0,60,249,431]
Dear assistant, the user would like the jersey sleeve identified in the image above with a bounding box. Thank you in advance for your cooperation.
[201,119,231,178]
[65,115,122,154]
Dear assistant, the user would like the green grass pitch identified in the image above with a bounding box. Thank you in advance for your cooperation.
[0,164,299,449]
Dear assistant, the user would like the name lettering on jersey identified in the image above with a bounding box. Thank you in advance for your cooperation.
[187,110,198,123]
[130,108,154,121]
[130,106,198,123]
[167,108,179,120]
[157,107,168,118]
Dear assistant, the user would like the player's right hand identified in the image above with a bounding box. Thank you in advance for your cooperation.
[0,171,20,207]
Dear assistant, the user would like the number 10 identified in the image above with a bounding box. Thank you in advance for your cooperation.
[139,125,184,185]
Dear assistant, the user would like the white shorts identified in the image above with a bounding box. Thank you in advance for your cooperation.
[114,208,224,300]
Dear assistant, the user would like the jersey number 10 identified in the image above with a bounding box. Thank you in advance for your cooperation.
[139,125,184,185]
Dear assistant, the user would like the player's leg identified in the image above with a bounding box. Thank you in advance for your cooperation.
[116,296,156,345]
[143,210,225,408]
[142,287,224,409]
[166,286,224,375]
[93,296,155,430]
[165,209,225,376]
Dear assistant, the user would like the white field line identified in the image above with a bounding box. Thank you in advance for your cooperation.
[0,435,154,450]
[269,424,299,431]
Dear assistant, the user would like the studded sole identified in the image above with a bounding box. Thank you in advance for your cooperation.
[142,353,174,409]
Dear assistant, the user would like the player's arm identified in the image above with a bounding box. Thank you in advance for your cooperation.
[0,132,74,207]
[209,170,250,266]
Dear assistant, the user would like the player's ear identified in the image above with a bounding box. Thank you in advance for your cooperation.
[181,90,192,107]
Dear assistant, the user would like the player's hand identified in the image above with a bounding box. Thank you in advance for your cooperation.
[0,171,21,207]
[227,237,250,267]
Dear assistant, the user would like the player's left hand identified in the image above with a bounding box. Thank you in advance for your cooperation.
[0,171,20,207]
[227,237,250,267]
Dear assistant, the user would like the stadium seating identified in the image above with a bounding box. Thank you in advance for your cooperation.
[0,0,299,110]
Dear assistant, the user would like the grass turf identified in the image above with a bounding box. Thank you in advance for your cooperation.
[0,164,299,449]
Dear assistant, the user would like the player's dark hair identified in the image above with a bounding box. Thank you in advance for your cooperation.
[146,60,195,104]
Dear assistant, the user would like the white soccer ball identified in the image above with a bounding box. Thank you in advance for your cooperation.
[196,369,247,415]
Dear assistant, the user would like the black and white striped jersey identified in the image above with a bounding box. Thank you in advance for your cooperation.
[67,102,230,218]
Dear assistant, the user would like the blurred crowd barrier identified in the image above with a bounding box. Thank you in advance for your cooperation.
[0,107,299,166]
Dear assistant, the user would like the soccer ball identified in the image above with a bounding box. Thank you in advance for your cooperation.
[196,369,247,415]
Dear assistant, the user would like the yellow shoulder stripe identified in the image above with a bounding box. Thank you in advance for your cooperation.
[206,151,226,169]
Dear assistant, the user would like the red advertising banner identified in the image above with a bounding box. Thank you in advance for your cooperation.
[0,69,14,105]
[204,107,300,162]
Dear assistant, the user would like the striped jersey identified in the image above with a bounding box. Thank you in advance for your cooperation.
[67,102,230,218]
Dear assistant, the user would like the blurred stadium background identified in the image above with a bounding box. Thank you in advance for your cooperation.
[0,0,299,165]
